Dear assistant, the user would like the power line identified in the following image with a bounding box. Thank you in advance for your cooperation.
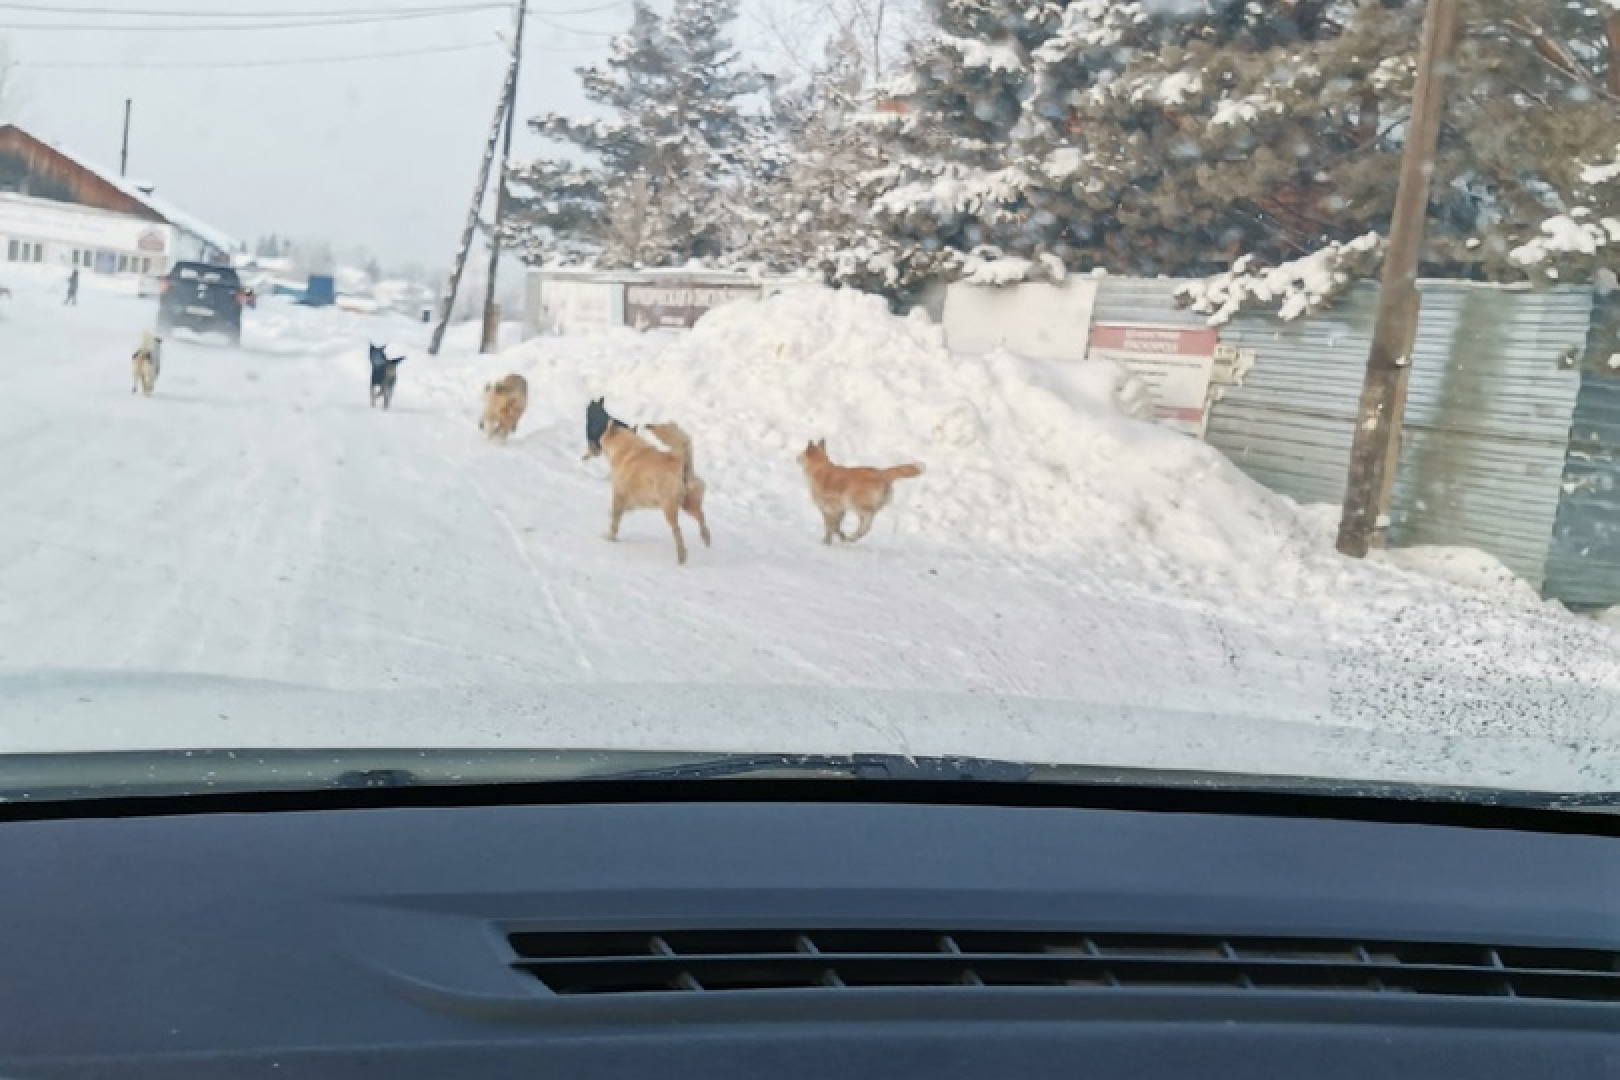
[0,3,624,32]
[0,2,506,15]
[16,39,501,69]
[527,14,616,36]
[525,0,626,13]
[523,38,608,53]
[0,3,626,34]
[2,11,504,32]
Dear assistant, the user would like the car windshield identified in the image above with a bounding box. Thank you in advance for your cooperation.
[3,0,1619,806]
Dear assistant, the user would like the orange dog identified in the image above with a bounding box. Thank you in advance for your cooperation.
[598,419,712,565]
[797,438,924,544]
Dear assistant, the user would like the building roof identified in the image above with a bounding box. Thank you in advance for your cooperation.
[0,124,240,257]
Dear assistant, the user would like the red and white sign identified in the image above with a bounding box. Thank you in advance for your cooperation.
[1087,324,1220,437]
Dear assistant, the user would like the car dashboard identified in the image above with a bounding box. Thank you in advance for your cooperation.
[0,779,1616,1078]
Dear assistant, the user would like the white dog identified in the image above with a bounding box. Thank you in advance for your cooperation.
[131,332,162,397]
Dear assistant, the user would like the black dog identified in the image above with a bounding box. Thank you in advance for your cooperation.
[583,396,632,459]
[369,344,403,410]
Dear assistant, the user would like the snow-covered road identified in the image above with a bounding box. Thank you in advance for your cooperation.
[3,273,1619,791]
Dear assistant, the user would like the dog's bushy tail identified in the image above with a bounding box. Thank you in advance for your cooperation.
[881,463,925,481]
[646,422,696,483]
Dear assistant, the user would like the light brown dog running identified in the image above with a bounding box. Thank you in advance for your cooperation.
[131,332,162,397]
[479,374,529,442]
[597,419,712,565]
[797,438,924,545]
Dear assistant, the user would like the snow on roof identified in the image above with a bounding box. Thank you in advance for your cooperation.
[34,133,240,256]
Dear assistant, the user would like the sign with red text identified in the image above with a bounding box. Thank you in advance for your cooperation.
[1087,324,1220,437]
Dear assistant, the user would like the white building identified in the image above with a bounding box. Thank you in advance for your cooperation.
[0,123,238,277]
[0,193,171,277]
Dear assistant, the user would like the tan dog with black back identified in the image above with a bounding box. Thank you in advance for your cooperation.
[585,397,711,565]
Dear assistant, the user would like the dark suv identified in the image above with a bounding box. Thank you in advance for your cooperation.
[157,262,246,345]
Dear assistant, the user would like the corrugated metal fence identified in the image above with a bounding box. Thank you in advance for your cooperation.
[1097,277,1590,591]
[1543,295,1620,610]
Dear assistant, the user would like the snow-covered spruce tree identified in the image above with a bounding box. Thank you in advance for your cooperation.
[732,31,898,278]
[503,0,766,268]
[831,0,1082,298]
[1447,0,1620,285]
[853,0,1620,317]
[1181,0,1620,318]
[848,0,1417,297]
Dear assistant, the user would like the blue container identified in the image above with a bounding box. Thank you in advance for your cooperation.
[301,274,336,307]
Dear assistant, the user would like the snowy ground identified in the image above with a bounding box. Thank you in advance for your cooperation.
[3,270,1619,792]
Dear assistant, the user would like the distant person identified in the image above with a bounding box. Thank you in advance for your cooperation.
[65,267,79,306]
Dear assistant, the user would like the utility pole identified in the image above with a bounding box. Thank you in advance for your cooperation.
[120,99,132,176]
[480,0,527,353]
[428,1,525,356]
[1335,0,1457,558]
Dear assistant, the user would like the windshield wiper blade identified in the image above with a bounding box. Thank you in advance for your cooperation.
[576,752,1036,785]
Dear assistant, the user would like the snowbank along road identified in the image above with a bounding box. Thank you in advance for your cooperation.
[3,271,1619,791]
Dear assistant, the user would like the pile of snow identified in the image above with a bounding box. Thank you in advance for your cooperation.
[237,295,419,358]
[428,287,1321,585]
[1374,546,1546,609]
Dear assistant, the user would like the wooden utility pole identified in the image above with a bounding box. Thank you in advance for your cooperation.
[480,0,527,353]
[120,99,132,176]
[1335,0,1458,557]
[429,2,525,357]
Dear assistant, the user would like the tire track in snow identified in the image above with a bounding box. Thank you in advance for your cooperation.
[429,421,855,689]
[453,454,596,677]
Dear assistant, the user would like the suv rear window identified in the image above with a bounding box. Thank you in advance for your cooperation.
[171,264,239,286]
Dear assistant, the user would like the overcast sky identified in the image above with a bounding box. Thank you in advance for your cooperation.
[1,0,669,268]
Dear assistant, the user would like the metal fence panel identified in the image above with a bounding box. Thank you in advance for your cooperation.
[1543,296,1620,609]
[1391,285,1588,587]
[1208,286,1381,506]
[1093,277,1211,328]
[1203,282,1586,588]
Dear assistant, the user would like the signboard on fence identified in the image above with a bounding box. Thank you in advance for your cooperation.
[624,282,758,330]
[1087,324,1220,437]
[940,280,1099,361]
[539,280,621,336]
